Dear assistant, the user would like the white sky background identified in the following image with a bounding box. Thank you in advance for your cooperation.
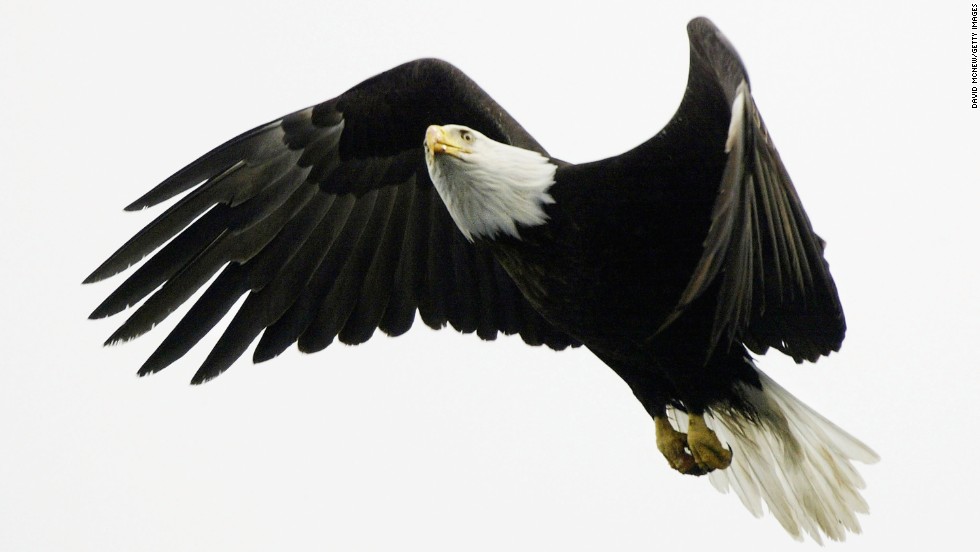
[1,0,977,550]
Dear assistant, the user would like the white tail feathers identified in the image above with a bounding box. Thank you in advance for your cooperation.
[668,368,879,543]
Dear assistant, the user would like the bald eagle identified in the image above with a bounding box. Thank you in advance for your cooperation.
[86,18,876,542]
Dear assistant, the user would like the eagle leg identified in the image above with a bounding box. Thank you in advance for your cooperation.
[687,413,732,472]
[654,416,706,476]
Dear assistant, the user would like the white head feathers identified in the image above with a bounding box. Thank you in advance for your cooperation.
[424,124,557,242]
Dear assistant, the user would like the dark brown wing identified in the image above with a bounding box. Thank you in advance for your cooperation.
[85,59,578,384]
[659,18,845,362]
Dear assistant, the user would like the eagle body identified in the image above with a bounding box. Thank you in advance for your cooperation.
[463,86,752,416]
[86,18,877,542]
[484,160,756,415]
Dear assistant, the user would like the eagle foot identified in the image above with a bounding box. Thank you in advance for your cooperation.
[687,413,732,472]
[654,416,706,476]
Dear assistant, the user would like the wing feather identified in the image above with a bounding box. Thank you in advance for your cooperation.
[305,186,396,351]
[340,181,415,344]
[377,178,429,338]
[87,59,580,382]
[658,18,844,361]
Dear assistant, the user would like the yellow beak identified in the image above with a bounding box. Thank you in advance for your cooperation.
[426,125,467,159]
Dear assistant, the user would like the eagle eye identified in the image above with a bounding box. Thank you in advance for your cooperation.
[461,130,473,142]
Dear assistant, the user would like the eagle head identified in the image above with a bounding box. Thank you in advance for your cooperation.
[424,124,557,242]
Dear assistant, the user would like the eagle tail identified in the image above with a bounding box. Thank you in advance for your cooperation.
[668,368,878,543]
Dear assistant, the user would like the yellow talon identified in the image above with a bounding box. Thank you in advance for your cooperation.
[687,413,732,472]
[654,416,704,476]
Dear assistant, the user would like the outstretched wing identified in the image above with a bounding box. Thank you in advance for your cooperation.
[660,18,845,362]
[86,58,579,384]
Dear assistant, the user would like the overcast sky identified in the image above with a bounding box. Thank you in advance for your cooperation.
[2,1,977,550]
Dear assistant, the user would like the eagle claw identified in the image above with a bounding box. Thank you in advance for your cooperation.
[655,416,707,476]
[687,413,732,472]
